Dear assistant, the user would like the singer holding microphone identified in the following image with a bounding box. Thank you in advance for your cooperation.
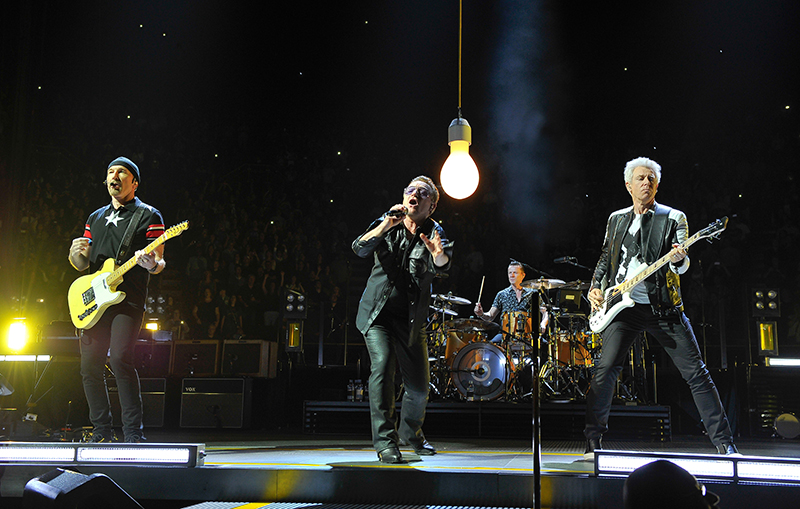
[352,175,453,463]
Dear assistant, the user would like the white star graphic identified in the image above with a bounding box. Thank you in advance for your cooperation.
[105,210,123,227]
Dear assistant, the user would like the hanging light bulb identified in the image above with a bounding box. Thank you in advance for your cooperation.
[439,0,479,200]
[441,117,479,199]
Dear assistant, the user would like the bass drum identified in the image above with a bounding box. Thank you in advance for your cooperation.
[451,342,508,401]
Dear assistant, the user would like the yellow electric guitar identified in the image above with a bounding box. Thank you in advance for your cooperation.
[68,221,189,329]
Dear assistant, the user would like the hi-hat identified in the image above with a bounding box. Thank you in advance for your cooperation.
[432,293,471,305]
[520,278,565,290]
[429,305,458,316]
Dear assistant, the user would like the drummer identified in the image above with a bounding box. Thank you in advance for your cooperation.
[474,259,536,343]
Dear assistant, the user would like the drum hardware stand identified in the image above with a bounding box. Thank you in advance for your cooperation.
[615,333,649,404]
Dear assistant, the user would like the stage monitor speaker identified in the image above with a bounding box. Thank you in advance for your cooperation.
[24,468,143,508]
[133,340,172,377]
[170,339,220,377]
[180,378,252,428]
[220,339,278,377]
[108,378,166,427]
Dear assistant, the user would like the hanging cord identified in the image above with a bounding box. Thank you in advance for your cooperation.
[458,0,463,117]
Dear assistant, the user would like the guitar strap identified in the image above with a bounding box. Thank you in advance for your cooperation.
[116,204,145,264]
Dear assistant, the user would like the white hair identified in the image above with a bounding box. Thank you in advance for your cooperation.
[624,157,662,184]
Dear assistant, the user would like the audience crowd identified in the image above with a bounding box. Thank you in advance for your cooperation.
[7,99,800,369]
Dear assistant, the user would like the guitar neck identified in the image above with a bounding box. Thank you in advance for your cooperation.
[618,230,704,294]
[107,235,170,287]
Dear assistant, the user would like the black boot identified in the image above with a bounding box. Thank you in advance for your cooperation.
[583,437,602,461]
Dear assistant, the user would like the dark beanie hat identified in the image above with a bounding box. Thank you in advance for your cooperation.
[108,156,141,183]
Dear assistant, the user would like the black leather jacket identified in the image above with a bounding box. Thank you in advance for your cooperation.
[591,202,689,315]
[352,216,453,345]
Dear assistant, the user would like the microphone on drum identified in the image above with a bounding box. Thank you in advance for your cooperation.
[554,256,577,264]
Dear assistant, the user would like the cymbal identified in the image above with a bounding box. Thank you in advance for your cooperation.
[560,280,590,290]
[520,278,566,290]
[445,318,500,334]
[429,305,458,316]
[432,293,471,305]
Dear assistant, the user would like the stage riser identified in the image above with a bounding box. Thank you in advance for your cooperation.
[304,401,671,441]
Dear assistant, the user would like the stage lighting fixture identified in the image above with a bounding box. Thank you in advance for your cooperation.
[0,442,205,467]
[752,288,780,317]
[596,450,800,484]
[440,0,479,200]
[0,355,51,362]
[596,451,733,479]
[765,357,800,367]
[757,321,778,356]
[283,290,307,319]
[7,318,29,351]
[441,118,479,199]
[286,321,303,352]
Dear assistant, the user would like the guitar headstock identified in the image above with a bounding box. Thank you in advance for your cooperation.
[700,216,728,243]
[164,220,190,240]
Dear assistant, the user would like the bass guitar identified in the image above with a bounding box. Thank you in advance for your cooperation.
[68,221,189,329]
[588,217,728,333]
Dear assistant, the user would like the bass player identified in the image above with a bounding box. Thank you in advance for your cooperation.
[583,157,737,459]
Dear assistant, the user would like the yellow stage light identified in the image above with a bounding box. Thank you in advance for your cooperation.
[8,319,29,352]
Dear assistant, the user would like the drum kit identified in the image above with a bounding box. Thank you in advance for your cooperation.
[425,279,602,403]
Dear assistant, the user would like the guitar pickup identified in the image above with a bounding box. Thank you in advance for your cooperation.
[78,304,98,320]
[82,288,96,306]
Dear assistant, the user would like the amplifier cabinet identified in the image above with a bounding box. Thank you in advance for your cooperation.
[133,340,172,378]
[107,377,166,427]
[179,378,252,428]
[220,340,278,378]
[170,340,220,377]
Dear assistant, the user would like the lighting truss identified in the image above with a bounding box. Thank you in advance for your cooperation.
[596,450,800,484]
[0,442,205,467]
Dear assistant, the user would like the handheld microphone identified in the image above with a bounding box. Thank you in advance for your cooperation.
[385,208,407,218]
[554,256,577,264]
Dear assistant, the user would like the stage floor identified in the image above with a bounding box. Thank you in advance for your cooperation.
[3,431,800,508]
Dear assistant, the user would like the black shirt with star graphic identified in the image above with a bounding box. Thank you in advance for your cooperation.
[82,197,165,308]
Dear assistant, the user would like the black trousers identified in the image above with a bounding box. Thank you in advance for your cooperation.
[585,304,733,446]
[363,312,430,453]
[80,304,144,438]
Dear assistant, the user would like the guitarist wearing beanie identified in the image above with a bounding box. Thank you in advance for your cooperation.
[68,156,165,444]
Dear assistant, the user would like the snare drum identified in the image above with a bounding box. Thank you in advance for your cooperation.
[502,311,533,341]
